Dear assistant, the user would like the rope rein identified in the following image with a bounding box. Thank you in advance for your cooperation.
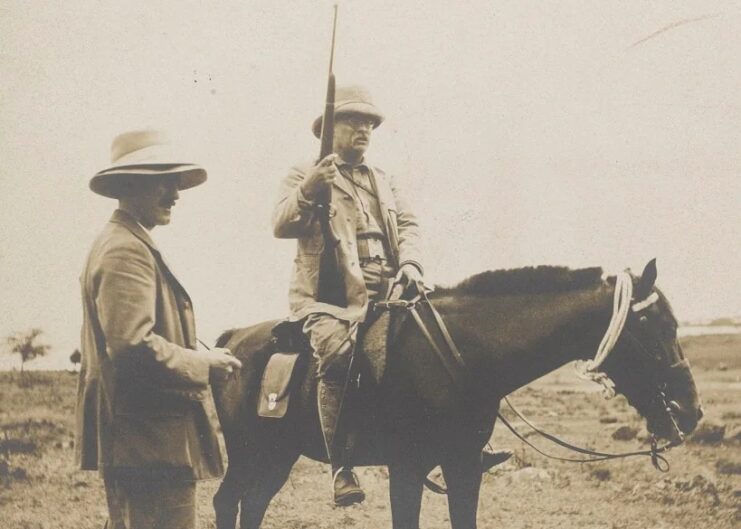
[573,271,632,398]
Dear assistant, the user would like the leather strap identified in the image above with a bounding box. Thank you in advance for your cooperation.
[408,306,465,388]
[423,291,468,370]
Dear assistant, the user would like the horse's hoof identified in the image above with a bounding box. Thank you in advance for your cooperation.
[482,448,513,472]
[333,468,366,507]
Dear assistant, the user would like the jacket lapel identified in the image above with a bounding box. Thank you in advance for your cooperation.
[109,210,197,347]
[109,210,192,303]
[333,164,356,198]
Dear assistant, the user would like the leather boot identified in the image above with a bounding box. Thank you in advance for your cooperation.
[317,380,365,506]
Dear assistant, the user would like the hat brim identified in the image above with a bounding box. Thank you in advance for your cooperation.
[312,102,385,138]
[90,164,207,199]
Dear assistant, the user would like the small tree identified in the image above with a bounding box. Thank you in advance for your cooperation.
[5,328,50,375]
[70,348,81,366]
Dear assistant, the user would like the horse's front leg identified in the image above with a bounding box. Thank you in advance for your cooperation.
[440,446,483,529]
[388,458,427,529]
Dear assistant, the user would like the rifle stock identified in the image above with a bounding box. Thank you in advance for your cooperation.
[316,7,347,307]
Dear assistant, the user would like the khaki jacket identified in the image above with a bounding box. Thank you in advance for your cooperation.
[272,160,423,323]
[75,209,222,481]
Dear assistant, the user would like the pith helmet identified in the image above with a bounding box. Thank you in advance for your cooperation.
[89,130,207,198]
[312,85,385,138]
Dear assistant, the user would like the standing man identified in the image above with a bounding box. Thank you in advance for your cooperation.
[76,130,242,529]
[273,86,425,506]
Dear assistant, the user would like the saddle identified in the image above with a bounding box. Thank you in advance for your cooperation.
[257,306,407,419]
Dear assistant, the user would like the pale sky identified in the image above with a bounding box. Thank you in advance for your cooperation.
[1,1,739,369]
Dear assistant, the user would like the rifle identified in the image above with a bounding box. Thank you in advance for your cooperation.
[315,5,347,307]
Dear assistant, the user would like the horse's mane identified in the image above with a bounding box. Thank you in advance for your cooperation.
[435,266,605,297]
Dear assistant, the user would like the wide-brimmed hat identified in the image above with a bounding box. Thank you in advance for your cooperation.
[89,130,207,198]
[312,85,385,138]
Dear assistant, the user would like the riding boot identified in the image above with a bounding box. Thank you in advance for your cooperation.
[317,379,365,506]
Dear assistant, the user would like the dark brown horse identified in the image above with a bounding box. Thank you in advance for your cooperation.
[211,261,702,529]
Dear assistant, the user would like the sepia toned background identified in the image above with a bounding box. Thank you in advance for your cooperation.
[1,0,739,368]
[1,3,740,529]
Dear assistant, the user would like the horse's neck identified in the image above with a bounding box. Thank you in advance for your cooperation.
[435,282,614,398]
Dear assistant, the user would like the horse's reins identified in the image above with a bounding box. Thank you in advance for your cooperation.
[375,272,683,493]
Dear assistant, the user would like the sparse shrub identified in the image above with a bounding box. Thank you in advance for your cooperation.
[590,467,611,481]
[611,425,639,441]
[716,459,741,475]
[0,437,36,455]
[688,420,726,444]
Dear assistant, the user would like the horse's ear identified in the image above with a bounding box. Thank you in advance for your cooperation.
[635,258,657,299]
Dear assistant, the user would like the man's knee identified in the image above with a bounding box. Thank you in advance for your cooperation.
[320,340,354,382]
[304,315,357,382]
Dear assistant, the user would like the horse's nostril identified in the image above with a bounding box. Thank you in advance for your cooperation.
[697,405,704,421]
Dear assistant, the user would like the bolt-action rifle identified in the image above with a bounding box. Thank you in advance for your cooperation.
[315,5,347,307]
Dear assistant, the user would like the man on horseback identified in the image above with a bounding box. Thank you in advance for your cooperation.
[273,85,419,505]
[273,86,510,506]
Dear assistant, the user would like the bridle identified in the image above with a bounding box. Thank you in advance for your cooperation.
[375,271,688,480]
[573,272,687,447]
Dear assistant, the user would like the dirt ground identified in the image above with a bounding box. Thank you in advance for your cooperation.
[1,334,739,529]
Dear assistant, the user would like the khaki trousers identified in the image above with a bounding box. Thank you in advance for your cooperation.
[303,259,395,380]
[103,474,196,529]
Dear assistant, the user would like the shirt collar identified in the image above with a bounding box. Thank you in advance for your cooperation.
[336,156,369,171]
[110,209,158,250]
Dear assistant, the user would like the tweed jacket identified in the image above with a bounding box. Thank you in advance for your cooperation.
[272,159,423,323]
[75,209,223,481]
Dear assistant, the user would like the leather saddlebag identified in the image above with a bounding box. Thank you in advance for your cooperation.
[257,352,301,419]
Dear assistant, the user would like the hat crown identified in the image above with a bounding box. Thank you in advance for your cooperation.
[334,85,375,112]
[311,84,385,138]
[110,130,170,164]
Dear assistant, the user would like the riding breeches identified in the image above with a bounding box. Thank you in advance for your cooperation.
[303,259,395,382]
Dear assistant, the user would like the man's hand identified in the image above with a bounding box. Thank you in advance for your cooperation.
[391,263,425,299]
[300,154,338,201]
[208,347,242,379]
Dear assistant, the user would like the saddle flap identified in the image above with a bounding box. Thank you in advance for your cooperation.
[360,307,407,384]
[361,310,390,384]
[257,352,302,419]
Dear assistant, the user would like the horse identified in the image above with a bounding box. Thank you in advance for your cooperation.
[210,260,702,529]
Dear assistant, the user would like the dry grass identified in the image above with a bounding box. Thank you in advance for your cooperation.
[1,334,739,528]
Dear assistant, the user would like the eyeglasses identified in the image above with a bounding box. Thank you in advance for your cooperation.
[338,116,376,129]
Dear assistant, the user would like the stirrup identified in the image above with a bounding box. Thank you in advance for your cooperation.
[482,448,513,472]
